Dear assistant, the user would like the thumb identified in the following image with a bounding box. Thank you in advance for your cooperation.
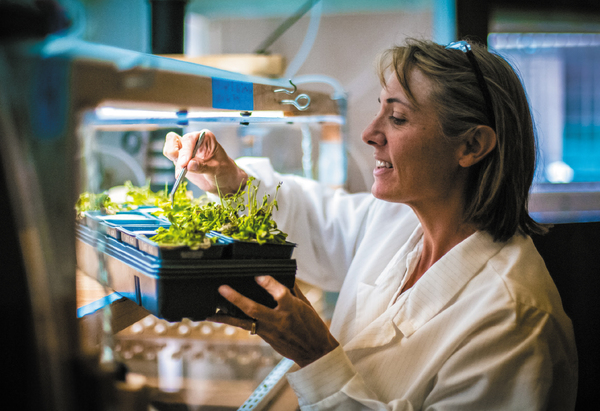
[196,130,218,160]
[188,130,219,170]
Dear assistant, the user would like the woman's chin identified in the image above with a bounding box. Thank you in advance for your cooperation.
[371,185,393,202]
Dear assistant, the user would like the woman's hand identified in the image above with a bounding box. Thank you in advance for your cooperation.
[162,129,248,195]
[208,276,340,368]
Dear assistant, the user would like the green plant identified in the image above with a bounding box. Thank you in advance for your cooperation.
[150,177,288,247]
[75,192,120,218]
[76,177,288,249]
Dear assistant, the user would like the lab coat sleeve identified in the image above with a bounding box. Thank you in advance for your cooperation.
[287,346,417,411]
[286,306,576,411]
[236,157,376,291]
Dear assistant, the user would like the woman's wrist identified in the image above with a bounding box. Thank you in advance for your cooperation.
[296,337,340,368]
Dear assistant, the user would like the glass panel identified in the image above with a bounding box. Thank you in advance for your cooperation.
[489,33,600,184]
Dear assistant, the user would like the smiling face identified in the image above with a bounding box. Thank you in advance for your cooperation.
[362,69,466,209]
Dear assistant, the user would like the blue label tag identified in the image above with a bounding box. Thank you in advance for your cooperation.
[212,78,254,111]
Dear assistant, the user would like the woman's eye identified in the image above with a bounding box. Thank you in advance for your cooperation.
[389,116,405,126]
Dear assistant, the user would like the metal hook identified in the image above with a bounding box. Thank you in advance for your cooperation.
[275,79,310,110]
[274,79,297,95]
[281,94,311,111]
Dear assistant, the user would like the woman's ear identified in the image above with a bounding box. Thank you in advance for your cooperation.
[458,125,497,168]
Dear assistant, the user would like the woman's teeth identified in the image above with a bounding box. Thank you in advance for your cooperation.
[376,160,392,169]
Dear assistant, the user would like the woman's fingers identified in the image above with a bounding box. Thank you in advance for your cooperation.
[161,129,248,195]
[207,312,254,332]
[216,277,295,321]
[254,276,314,313]
[195,130,218,161]
[163,132,182,162]
[211,278,339,367]
[187,131,218,172]
[217,284,270,321]
[255,276,293,306]
[163,130,216,169]
[176,132,200,169]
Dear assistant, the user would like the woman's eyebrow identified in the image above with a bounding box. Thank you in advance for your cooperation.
[378,97,414,110]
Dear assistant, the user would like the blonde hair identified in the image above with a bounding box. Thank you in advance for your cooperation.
[377,38,547,242]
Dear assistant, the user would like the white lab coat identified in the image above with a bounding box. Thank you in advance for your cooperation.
[237,158,578,411]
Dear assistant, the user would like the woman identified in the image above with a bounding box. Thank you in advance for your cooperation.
[163,39,577,410]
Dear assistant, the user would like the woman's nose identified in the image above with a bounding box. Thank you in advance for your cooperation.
[361,116,385,146]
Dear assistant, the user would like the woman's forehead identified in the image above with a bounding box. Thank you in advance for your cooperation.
[383,69,434,110]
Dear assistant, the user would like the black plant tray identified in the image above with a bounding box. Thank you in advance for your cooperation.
[76,224,296,322]
[208,231,296,260]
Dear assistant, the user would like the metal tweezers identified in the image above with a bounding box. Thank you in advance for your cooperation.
[169,130,206,205]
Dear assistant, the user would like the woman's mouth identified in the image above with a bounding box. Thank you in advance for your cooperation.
[376,160,393,169]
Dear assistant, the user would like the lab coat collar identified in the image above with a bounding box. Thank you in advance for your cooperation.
[345,230,505,351]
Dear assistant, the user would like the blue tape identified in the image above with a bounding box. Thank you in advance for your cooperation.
[212,78,254,111]
[77,292,123,318]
